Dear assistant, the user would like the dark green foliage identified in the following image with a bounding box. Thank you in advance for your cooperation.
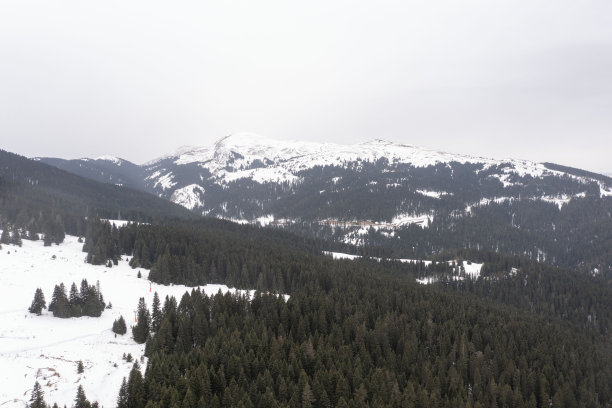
[29,381,46,408]
[113,316,127,335]
[48,284,70,318]
[151,292,161,332]
[77,360,84,374]
[74,385,91,408]
[122,284,612,408]
[48,280,105,318]
[132,298,150,344]
[28,288,46,315]
[107,219,612,408]
[117,378,128,408]
[0,149,193,246]
[125,363,145,408]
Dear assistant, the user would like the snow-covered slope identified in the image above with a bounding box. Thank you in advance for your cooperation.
[0,236,253,408]
[145,133,555,186]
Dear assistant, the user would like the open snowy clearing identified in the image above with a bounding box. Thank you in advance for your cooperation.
[323,251,483,284]
[0,235,253,408]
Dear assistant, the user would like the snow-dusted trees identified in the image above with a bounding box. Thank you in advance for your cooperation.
[28,288,46,315]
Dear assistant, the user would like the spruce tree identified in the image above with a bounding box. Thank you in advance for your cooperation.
[69,282,81,317]
[49,284,70,318]
[28,288,46,315]
[113,316,127,335]
[151,292,162,332]
[11,229,22,246]
[126,362,145,408]
[117,378,128,408]
[132,298,150,343]
[74,385,91,408]
[29,381,46,408]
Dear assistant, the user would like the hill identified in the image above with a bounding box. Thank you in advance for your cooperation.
[38,135,612,274]
[0,149,194,237]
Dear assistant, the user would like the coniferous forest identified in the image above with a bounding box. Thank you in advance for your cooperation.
[77,218,612,408]
[2,150,612,407]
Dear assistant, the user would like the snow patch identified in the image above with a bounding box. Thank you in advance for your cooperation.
[416,190,449,199]
[170,184,205,211]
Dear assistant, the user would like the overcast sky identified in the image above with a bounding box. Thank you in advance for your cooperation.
[1,1,611,173]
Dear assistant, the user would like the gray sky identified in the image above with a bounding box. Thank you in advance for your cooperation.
[1,1,611,173]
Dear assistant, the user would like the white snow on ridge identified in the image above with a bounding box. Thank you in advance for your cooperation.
[599,182,612,197]
[416,190,449,199]
[100,219,133,228]
[94,156,123,166]
[153,172,176,190]
[392,213,432,228]
[146,133,570,186]
[322,251,483,284]
[170,184,205,210]
[0,236,253,408]
[323,251,362,260]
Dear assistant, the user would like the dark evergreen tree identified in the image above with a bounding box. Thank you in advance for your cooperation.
[28,288,46,315]
[48,284,70,318]
[113,316,127,335]
[69,283,81,317]
[11,229,22,246]
[77,360,84,374]
[117,378,128,408]
[132,298,150,344]
[74,385,91,408]
[151,292,162,332]
[126,363,145,408]
[29,381,46,408]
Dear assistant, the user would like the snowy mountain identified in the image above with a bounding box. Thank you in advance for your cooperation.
[36,134,612,269]
[40,133,612,219]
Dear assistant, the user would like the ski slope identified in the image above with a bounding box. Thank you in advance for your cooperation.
[0,235,253,408]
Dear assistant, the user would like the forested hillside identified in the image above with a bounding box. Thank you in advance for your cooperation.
[80,219,612,407]
[0,149,194,239]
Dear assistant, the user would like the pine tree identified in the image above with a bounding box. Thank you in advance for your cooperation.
[113,316,127,335]
[151,292,162,332]
[49,284,70,318]
[11,229,22,246]
[69,282,82,317]
[126,362,145,408]
[80,279,89,305]
[132,298,150,344]
[77,360,84,374]
[29,381,46,408]
[28,288,46,315]
[117,378,128,408]
[74,385,91,408]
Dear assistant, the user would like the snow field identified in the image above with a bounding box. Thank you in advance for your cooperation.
[323,251,483,284]
[0,235,252,408]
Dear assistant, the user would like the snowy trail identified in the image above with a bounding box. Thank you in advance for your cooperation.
[0,329,107,356]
